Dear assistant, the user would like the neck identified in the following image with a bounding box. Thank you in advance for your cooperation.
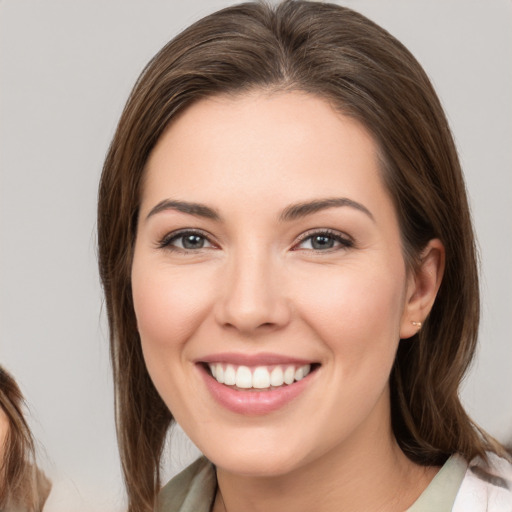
[213,402,437,512]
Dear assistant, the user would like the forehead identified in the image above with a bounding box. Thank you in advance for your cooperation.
[141,91,389,218]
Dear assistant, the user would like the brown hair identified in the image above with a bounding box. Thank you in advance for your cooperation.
[0,367,50,511]
[97,1,505,510]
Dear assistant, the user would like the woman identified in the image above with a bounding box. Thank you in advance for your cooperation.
[0,367,50,511]
[97,1,512,511]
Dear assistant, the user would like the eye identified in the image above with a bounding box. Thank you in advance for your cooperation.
[294,230,353,251]
[158,230,214,251]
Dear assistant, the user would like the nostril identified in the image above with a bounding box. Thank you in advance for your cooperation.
[221,320,280,333]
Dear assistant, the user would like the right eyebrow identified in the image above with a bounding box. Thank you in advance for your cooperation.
[145,199,221,222]
[279,197,375,223]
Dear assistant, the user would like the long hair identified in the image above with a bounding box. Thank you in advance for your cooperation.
[97,1,505,510]
[0,367,50,511]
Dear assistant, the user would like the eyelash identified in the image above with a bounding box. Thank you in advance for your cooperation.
[293,229,354,252]
[157,228,354,253]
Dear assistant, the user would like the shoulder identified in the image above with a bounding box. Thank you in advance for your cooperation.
[453,452,512,512]
[157,457,216,512]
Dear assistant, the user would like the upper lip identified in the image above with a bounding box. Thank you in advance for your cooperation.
[196,352,316,366]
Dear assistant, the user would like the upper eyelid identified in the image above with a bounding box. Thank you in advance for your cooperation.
[295,228,353,243]
[164,228,211,238]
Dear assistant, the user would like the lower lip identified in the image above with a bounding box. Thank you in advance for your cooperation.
[198,364,316,415]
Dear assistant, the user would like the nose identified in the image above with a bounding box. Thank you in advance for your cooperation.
[214,247,292,335]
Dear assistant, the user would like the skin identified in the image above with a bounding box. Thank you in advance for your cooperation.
[131,91,444,512]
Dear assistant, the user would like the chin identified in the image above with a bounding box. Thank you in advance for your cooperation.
[195,429,313,478]
[209,450,304,478]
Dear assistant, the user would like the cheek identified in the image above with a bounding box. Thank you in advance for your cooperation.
[131,258,220,421]
[131,259,216,365]
[292,259,406,369]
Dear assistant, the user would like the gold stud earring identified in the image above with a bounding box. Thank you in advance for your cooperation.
[411,321,422,328]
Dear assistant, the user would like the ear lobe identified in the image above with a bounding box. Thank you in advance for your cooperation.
[400,238,445,339]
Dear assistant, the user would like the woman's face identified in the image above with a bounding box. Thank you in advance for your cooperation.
[132,91,422,476]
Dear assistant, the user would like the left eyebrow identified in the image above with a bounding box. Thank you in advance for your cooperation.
[145,199,221,222]
[279,197,375,222]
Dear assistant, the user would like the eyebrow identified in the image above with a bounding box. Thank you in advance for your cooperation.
[145,196,374,223]
[279,197,374,222]
[146,199,221,221]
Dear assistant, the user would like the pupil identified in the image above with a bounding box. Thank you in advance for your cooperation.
[183,234,204,249]
[312,235,334,250]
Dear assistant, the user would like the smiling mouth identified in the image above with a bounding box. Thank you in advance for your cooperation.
[204,363,320,391]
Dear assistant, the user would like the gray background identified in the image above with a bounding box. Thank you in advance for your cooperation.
[1,0,511,510]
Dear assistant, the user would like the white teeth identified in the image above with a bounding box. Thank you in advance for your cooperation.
[236,366,252,389]
[294,366,305,381]
[215,363,224,384]
[283,366,295,385]
[210,363,312,389]
[252,366,270,389]
[295,364,311,381]
[224,364,236,385]
[270,366,284,387]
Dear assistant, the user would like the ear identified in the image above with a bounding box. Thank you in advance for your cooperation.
[400,239,445,339]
